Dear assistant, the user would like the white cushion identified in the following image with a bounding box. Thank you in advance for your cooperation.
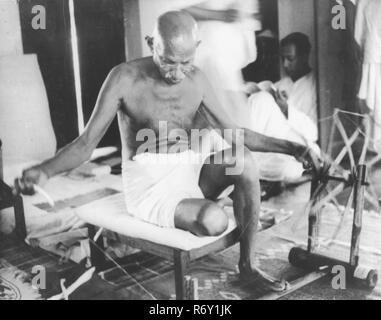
[75,193,237,251]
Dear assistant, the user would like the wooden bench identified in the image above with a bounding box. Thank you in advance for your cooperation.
[75,193,239,300]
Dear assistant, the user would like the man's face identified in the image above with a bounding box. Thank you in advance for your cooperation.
[152,37,197,84]
[280,44,308,79]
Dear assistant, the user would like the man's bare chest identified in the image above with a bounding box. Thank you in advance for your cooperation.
[125,82,203,131]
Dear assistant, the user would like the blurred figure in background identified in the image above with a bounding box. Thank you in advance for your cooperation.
[181,0,262,128]
[354,0,381,152]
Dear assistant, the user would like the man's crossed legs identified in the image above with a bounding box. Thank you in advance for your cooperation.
[174,148,288,291]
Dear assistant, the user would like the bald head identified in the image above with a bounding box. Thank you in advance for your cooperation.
[153,10,199,51]
[149,11,200,84]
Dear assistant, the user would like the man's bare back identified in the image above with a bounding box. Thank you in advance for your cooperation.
[116,57,206,159]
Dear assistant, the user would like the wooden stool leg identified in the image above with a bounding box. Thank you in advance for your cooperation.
[14,194,27,239]
[174,250,189,300]
[88,224,106,270]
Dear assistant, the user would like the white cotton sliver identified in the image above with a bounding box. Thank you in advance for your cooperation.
[33,184,55,208]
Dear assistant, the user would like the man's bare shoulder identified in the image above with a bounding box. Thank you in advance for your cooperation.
[190,65,205,79]
[189,66,210,91]
[112,57,155,82]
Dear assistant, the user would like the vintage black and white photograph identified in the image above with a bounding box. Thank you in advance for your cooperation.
[0,0,380,304]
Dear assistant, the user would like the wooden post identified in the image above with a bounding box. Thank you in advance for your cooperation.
[350,165,366,267]
[308,172,320,252]
[174,250,189,300]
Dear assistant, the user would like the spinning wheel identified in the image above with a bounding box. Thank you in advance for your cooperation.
[288,110,379,289]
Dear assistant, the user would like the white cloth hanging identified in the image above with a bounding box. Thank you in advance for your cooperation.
[0,54,57,166]
[355,0,381,151]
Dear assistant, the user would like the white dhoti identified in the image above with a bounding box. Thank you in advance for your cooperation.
[122,150,207,228]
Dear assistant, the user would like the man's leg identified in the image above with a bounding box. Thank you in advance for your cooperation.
[174,148,260,272]
[174,198,229,237]
[174,148,287,290]
[198,148,261,278]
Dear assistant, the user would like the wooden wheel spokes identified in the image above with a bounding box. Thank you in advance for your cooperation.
[333,112,356,169]
[322,188,354,248]
[332,128,360,168]
[329,111,380,213]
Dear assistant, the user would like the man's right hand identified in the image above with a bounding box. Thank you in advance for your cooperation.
[14,165,49,195]
[274,90,289,118]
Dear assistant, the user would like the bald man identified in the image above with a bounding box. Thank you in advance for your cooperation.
[17,11,318,291]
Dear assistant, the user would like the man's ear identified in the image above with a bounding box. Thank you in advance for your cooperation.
[145,36,154,52]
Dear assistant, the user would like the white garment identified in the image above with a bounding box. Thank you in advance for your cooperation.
[275,72,318,136]
[249,86,319,182]
[175,0,260,128]
[355,0,381,149]
[194,0,259,84]
[0,54,57,166]
[122,150,208,228]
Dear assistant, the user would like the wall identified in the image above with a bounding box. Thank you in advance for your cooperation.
[19,0,79,149]
[138,0,177,57]
[74,0,125,147]
[315,0,349,152]
[278,0,316,73]
[0,0,23,56]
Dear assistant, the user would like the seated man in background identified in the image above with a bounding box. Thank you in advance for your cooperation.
[247,32,318,184]
[16,11,318,290]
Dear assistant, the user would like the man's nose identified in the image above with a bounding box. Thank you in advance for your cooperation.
[173,65,185,80]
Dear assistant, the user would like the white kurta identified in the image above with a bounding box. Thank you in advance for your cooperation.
[275,72,318,143]
[355,0,381,151]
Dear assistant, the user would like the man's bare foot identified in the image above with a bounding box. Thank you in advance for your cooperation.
[239,263,290,292]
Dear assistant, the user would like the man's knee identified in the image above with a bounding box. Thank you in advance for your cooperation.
[249,91,275,109]
[197,202,228,236]
[249,91,283,118]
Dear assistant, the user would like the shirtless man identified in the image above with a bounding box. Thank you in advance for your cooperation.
[16,11,318,290]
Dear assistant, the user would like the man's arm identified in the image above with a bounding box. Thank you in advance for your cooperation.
[17,65,126,193]
[196,70,304,157]
[183,5,240,23]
